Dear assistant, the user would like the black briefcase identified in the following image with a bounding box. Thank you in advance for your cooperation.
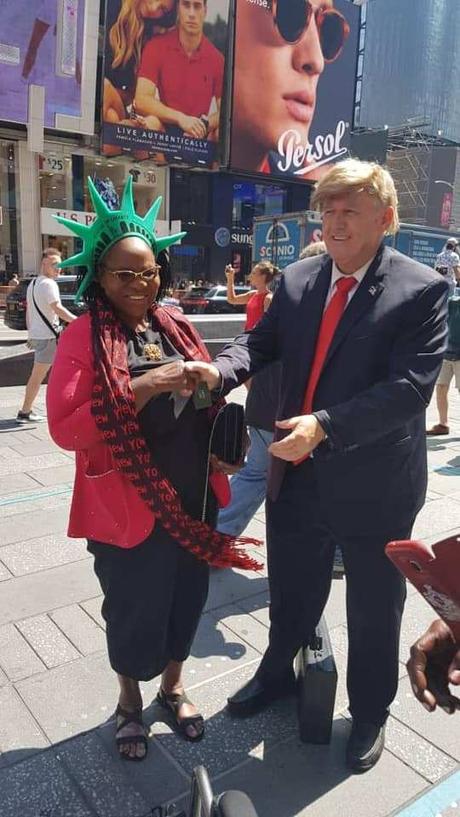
[295,615,338,744]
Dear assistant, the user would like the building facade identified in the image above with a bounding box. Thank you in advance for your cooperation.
[358,0,460,144]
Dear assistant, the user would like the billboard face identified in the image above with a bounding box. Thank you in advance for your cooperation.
[230,0,360,181]
[0,0,87,129]
[101,0,230,168]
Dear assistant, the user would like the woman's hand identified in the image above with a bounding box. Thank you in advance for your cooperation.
[225,265,235,280]
[144,361,194,395]
[210,453,243,476]
[184,361,221,391]
[131,362,194,413]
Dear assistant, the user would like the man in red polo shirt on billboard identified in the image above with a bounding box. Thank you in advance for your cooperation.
[134,0,224,143]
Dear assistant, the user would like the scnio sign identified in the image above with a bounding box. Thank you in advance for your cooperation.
[255,218,301,269]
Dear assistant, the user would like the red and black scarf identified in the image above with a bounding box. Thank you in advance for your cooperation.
[90,298,261,570]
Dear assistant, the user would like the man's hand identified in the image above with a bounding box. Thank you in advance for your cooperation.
[269,415,326,462]
[407,619,460,713]
[178,114,207,139]
[184,361,221,391]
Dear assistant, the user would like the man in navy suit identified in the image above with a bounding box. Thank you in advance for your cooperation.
[187,160,448,772]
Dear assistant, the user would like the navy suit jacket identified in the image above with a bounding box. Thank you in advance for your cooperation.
[215,245,449,537]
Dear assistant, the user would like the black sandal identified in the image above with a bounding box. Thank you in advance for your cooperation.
[115,704,148,761]
[156,688,205,742]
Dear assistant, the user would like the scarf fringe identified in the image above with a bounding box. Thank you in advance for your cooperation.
[209,535,264,570]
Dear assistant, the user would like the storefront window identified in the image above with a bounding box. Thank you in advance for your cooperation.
[39,149,167,261]
[82,158,167,219]
[232,181,287,229]
[0,140,20,283]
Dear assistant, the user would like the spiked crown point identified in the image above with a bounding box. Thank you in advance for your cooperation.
[52,176,186,300]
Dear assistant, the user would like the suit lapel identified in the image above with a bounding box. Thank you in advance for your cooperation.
[322,244,387,370]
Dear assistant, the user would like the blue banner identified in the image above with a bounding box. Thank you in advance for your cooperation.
[253,217,302,269]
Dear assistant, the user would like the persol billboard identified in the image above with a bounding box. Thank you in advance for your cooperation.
[229,0,360,181]
[101,0,230,169]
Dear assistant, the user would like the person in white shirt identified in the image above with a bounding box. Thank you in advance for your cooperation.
[17,248,76,423]
[435,239,460,294]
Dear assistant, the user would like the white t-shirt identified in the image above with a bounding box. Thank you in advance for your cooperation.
[26,276,60,340]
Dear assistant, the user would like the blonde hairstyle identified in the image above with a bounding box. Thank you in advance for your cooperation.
[299,241,327,260]
[253,261,279,283]
[311,159,400,234]
[110,0,146,70]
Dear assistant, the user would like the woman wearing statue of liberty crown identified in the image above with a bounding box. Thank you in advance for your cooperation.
[46,176,260,761]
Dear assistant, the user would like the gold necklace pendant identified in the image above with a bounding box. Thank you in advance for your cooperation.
[143,342,162,361]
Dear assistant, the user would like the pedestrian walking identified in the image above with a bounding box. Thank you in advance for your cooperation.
[186,159,448,772]
[427,289,460,436]
[17,248,75,424]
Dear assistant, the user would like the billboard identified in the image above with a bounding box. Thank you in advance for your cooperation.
[0,0,95,132]
[230,0,360,181]
[253,216,304,270]
[101,0,230,168]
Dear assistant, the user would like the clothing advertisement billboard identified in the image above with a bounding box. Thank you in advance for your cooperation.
[230,0,360,181]
[0,0,93,132]
[101,0,230,169]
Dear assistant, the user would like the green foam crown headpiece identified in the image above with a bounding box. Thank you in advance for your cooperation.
[54,175,186,301]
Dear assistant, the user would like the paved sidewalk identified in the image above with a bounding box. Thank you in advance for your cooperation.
[0,384,459,817]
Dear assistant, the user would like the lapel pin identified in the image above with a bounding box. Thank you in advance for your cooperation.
[368,285,378,296]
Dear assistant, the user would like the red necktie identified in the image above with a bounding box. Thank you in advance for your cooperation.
[294,275,357,465]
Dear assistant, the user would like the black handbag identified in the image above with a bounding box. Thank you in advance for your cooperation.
[209,402,246,465]
[295,615,338,744]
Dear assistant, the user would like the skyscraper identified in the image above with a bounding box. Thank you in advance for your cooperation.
[358,0,460,143]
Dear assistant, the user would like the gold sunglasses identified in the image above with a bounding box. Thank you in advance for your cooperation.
[104,265,161,284]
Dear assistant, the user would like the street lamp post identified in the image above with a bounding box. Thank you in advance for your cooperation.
[434,180,454,190]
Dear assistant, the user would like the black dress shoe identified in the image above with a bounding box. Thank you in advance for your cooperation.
[227,672,297,717]
[346,721,386,773]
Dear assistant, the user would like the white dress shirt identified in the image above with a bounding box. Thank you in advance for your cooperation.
[324,258,375,311]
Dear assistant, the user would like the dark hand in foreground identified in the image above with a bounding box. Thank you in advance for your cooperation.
[407,619,460,713]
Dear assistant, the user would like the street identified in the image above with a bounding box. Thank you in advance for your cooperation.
[0,374,458,816]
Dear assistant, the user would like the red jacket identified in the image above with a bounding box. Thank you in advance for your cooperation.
[46,313,230,548]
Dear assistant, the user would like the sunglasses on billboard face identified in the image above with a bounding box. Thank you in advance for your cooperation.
[269,0,350,62]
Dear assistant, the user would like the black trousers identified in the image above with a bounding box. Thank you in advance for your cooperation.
[89,524,209,682]
[259,460,412,726]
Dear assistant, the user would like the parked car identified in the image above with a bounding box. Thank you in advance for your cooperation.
[203,285,250,315]
[4,275,86,331]
[180,286,211,314]
[159,295,183,312]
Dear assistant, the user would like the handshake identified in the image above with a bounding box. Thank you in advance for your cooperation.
[140,360,221,399]
[182,361,221,396]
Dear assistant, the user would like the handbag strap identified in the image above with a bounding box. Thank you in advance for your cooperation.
[31,278,60,339]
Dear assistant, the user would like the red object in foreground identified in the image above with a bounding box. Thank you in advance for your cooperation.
[385,535,460,640]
